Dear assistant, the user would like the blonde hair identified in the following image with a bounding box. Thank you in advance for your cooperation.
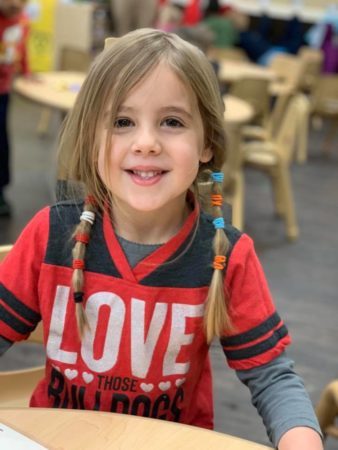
[58,28,231,342]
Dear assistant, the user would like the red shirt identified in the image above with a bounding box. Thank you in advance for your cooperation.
[0,201,290,428]
[0,11,29,94]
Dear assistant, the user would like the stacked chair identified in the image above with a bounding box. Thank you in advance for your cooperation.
[316,380,338,441]
[241,94,302,241]
[310,75,338,155]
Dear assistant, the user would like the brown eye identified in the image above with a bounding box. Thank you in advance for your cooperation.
[163,118,184,128]
[114,118,133,128]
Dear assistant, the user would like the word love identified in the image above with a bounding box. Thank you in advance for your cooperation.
[46,286,204,378]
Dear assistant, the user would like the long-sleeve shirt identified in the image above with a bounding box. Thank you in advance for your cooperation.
[0,198,321,447]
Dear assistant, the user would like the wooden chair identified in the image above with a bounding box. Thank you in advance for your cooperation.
[0,244,13,262]
[310,75,338,155]
[241,92,290,142]
[229,77,270,127]
[268,53,304,96]
[316,380,338,441]
[0,244,45,408]
[297,46,324,95]
[241,95,301,241]
[242,92,310,164]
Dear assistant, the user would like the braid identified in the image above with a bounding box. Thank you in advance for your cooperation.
[71,196,96,337]
[204,172,232,343]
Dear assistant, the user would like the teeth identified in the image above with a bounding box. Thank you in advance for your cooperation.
[133,170,160,179]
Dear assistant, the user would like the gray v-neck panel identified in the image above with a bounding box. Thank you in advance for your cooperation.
[116,235,162,268]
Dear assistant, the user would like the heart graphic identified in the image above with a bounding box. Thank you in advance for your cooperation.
[140,383,154,393]
[82,372,94,384]
[64,369,78,380]
[159,381,171,391]
[175,378,186,387]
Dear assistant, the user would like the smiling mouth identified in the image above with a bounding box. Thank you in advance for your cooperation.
[127,170,167,180]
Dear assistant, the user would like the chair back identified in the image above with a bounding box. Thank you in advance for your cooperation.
[298,46,324,93]
[311,75,338,117]
[0,366,45,407]
[264,93,291,138]
[0,244,13,263]
[274,95,303,163]
[269,53,304,92]
[229,77,270,126]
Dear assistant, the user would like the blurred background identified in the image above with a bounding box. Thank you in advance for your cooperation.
[0,0,337,448]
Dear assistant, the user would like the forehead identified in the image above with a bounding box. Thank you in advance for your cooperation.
[120,62,198,109]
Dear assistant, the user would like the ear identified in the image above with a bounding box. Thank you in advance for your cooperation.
[199,146,213,163]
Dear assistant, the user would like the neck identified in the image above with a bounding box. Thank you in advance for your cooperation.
[110,195,192,244]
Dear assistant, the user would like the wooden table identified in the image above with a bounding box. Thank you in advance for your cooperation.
[218,60,276,84]
[0,408,272,450]
[224,95,254,125]
[13,73,254,126]
[218,60,295,97]
[13,71,85,112]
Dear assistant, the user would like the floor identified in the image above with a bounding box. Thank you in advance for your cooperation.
[1,94,337,449]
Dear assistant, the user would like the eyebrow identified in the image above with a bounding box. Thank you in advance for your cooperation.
[118,105,193,120]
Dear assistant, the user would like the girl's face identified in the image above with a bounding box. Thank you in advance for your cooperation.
[98,62,212,220]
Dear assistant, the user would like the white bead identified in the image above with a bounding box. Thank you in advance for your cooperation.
[80,211,95,225]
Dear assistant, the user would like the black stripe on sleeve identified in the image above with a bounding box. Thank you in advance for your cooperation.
[0,283,41,323]
[0,304,37,335]
[222,325,288,361]
[220,312,282,347]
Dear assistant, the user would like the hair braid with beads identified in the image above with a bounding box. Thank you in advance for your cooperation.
[71,197,96,336]
[203,172,232,343]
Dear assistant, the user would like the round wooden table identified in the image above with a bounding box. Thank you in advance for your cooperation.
[224,95,255,125]
[218,60,276,83]
[13,72,85,112]
[13,72,254,126]
[0,408,272,450]
[218,60,294,97]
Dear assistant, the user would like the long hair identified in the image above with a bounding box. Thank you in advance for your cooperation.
[58,28,230,342]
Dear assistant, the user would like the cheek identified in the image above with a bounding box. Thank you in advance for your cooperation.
[97,144,113,186]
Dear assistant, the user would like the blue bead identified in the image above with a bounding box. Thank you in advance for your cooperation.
[211,172,224,183]
[213,217,225,229]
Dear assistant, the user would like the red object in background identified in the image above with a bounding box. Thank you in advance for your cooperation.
[182,0,202,25]
[220,6,233,14]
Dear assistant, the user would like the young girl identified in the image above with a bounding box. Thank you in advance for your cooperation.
[0,29,322,449]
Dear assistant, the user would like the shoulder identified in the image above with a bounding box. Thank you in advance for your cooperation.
[46,200,85,264]
[49,199,84,229]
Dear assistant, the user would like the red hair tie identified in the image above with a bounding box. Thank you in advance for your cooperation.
[211,194,223,206]
[72,259,85,270]
[75,233,90,244]
[85,195,96,206]
[213,255,226,270]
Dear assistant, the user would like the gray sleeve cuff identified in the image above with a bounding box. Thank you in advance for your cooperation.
[0,335,13,356]
[236,352,322,447]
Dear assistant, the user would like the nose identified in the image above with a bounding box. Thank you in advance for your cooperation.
[131,126,162,155]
